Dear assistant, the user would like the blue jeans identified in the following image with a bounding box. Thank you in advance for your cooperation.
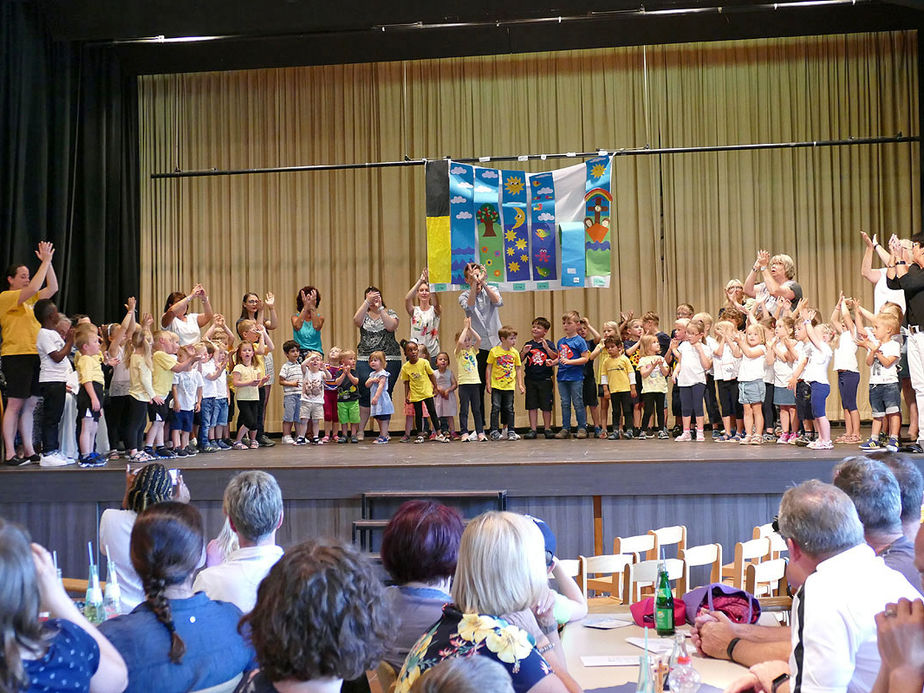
[558,380,586,430]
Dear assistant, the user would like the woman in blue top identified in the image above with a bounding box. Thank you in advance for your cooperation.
[0,518,127,693]
[291,286,324,360]
[99,502,256,693]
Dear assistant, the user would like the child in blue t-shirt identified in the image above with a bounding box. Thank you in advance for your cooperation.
[555,311,590,439]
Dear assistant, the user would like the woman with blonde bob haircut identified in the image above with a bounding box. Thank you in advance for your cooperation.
[395,512,582,693]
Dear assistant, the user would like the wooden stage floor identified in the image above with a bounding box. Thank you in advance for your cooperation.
[0,436,863,504]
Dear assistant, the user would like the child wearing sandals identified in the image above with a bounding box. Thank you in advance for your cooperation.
[366,350,394,444]
[733,323,767,445]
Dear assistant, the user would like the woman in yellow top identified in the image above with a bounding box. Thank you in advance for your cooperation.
[1,242,58,466]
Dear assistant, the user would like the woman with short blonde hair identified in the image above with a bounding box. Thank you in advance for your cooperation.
[395,511,582,693]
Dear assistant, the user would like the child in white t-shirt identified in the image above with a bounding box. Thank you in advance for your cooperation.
[170,346,204,456]
[299,351,329,445]
[790,311,834,450]
[830,295,861,444]
[670,318,713,442]
[278,340,304,445]
[856,312,902,452]
[733,324,767,445]
[34,299,75,466]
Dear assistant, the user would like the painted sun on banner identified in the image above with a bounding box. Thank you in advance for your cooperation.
[425,158,613,292]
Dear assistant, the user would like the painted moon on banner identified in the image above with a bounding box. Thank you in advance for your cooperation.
[512,207,526,229]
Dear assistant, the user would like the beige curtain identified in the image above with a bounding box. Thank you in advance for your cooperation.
[139,31,919,428]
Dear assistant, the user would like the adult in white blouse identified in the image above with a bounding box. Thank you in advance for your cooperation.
[861,231,916,443]
[405,268,441,366]
[159,283,213,346]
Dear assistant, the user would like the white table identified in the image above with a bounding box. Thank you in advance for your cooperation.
[561,607,747,690]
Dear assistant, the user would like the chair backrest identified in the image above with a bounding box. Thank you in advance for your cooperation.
[623,558,684,604]
[729,537,771,588]
[745,558,788,597]
[647,525,687,561]
[753,523,788,559]
[579,553,634,600]
[677,543,722,594]
[613,533,656,563]
[193,673,243,693]
[558,558,580,578]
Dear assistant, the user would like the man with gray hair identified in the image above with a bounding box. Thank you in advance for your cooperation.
[193,470,284,612]
[726,480,920,693]
[869,451,924,542]
[834,456,922,594]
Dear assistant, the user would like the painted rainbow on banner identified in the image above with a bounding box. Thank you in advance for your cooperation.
[425,158,612,292]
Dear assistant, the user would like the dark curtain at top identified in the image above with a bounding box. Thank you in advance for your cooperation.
[0,0,138,324]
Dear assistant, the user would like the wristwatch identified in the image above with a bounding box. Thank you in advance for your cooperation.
[771,673,790,693]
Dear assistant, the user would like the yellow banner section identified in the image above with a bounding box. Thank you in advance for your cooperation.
[426,216,451,284]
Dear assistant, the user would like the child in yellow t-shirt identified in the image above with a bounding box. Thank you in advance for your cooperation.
[400,340,443,444]
[600,336,636,440]
[486,326,525,441]
[74,325,105,466]
[455,317,485,441]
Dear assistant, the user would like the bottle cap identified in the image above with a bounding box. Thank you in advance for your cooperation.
[677,655,691,664]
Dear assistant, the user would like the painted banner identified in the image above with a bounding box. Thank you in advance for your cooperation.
[426,158,613,292]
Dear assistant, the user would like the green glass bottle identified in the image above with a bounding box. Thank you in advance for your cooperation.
[654,560,674,636]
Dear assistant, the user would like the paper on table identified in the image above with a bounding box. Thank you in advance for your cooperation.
[580,655,639,667]
[583,616,634,630]
[625,636,675,654]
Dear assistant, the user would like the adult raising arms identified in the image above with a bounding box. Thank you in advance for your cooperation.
[240,292,279,441]
[291,286,324,360]
[354,286,401,438]
[743,250,802,318]
[1,241,58,466]
[406,268,441,364]
[160,284,213,346]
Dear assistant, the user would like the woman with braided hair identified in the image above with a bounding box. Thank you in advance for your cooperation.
[100,502,256,693]
[100,463,186,613]
[0,517,127,692]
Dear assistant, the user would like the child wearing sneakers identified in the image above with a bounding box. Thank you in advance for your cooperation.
[600,337,636,439]
[433,351,458,439]
[170,345,205,456]
[830,295,861,444]
[520,317,557,439]
[556,311,590,439]
[790,309,817,446]
[790,310,835,450]
[399,340,444,443]
[712,320,743,441]
[486,326,524,440]
[74,326,106,467]
[322,346,342,443]
[278,340,303,445]
[334,349,361,443]
[671,318,713,442]
[733,324,767,445]
[34,299,75,467]
[299,350,329,444]
[455,318,486,442]
[856,312,902,452]
[767,316,798,443]
[366,350,393,444]
[636,334,671,438]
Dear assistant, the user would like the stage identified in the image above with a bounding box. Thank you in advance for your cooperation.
[0,436,910,579]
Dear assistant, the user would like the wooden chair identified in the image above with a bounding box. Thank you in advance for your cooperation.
[613,533,656,563]
[745,558,787,598]
[579,553,633,602]
[557,558,580,578]
[367,661,397,693]
[622,558,684,604]
[753,523,788,559]
[721,537,770,588]
[677,543,722,594]
[647,525,687,561]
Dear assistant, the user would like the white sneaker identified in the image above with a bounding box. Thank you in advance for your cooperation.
[40,451,74,467]
[464,431,478,442]
[281,435,296,445]
[434,433,450,443]
[507,431,521,441]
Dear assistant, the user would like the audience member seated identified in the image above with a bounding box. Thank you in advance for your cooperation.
[206,517,240,568]
[409,656,515,693]
[234,538,393,693]
[870,451,924,543]
[99,502,256,693]
[724,480,920,693]
[834,456,923,594]
[394,511,583,693]
[100,462,187,613]
[0,517,127,693]
[527,515,588,626]
[193,471,284,612]
[380,500,464,671]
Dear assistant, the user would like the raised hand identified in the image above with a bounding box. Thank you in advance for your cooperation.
[861,231,873,248]
[263,292,274,308]
[35,241,55,263]
[125,297,137,313]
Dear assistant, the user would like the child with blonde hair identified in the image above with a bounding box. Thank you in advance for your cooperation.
[231,341,269,449]
[712,320,743,441]
[767,316,798,443]
[455,318,485,442]
[365,350,394,444]
[789,311,835,450]
[856,311,902,452]
[670,318,712,442]
[733,323,767,444]
[636,334,671,438]
[322,346,342,443]
[830,295,861,443]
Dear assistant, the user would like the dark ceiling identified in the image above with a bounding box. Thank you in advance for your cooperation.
[36,0,924,74]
